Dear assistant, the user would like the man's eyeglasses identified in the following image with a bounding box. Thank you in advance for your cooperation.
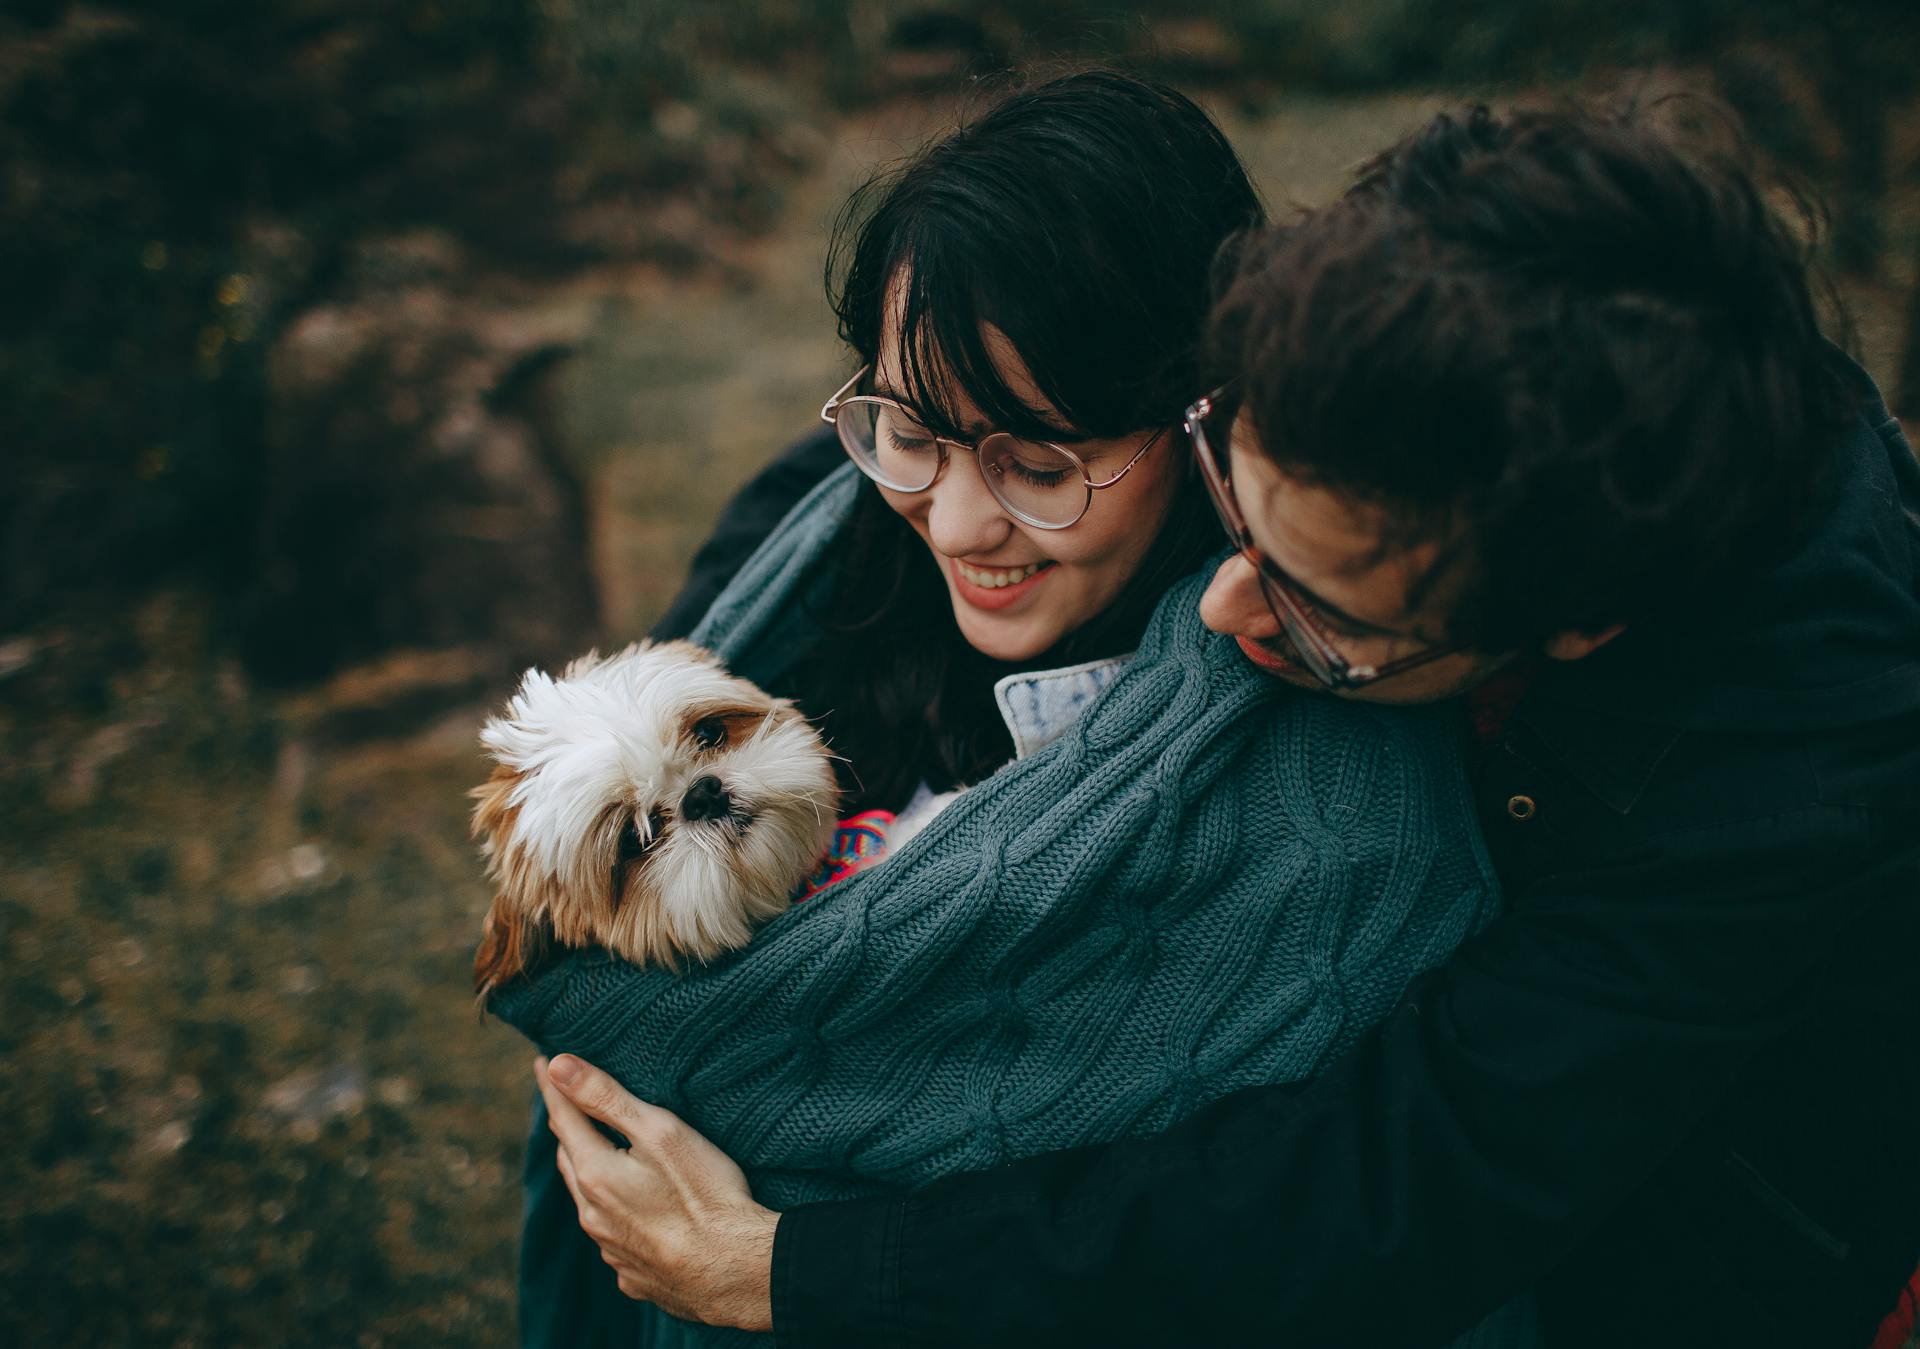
[1183,386,1452,690]
[821,366,1165,531]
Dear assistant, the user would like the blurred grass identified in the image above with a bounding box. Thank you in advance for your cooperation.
[0,594,521,1345]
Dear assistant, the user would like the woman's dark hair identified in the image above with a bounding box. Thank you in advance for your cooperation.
[790,69,1265,811]
[1209,98,1854,653]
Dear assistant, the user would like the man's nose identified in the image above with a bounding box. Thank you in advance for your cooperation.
[1199,554,1281,639]
[924,451,1014,558]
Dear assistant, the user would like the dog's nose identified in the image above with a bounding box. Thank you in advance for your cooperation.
[680,774,733,822]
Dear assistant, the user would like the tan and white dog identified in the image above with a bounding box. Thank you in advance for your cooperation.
[470,641,839,996]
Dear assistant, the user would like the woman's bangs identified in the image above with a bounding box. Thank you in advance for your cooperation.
[890,235,1088,444]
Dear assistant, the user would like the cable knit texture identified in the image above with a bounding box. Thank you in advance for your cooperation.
[490,464,1519,1347]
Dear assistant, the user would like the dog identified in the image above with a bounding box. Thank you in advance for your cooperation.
[471,640,839,997]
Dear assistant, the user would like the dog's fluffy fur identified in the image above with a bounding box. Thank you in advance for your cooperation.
[471,640,838,996]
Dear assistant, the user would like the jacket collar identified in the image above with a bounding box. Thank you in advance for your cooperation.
[1512,685,1685,815]
[1512,350,1920,743]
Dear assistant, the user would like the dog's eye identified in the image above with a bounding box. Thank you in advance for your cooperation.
[617,810,665,868]
[691,717,728,750]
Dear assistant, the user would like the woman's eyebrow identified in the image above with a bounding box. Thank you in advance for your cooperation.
[870,380,1086,444]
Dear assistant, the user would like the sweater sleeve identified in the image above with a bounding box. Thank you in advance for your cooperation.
[770,738,1920,1347]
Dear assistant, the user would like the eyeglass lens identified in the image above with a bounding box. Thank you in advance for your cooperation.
[836,400,1090,527]
[1189,400,1347,686]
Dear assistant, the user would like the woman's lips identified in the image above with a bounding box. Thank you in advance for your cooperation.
[951,558,1055,610]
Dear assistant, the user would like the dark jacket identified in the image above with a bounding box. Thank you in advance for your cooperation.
[526,361,1920,1347]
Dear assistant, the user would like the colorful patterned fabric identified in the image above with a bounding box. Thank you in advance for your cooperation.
[792,809,895,901]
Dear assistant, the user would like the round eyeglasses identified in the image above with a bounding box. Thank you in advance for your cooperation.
[1184,385,1453,691]
[820,366,1166,530]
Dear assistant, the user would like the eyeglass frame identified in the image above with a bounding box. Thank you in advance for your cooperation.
[820,365,1167,531]
[1183,385,1454,690]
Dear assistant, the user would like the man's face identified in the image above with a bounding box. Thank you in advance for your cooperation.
[1196,422,1509,704]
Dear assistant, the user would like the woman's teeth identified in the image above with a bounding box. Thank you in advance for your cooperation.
[957,561,1048,589]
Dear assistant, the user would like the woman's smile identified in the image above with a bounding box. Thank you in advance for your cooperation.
[870,306,1179,663]
[951,557,1057,609]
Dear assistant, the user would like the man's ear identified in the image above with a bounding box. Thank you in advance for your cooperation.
[1543,624,1626,663]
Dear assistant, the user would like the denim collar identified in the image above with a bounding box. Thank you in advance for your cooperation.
[994,655,1134,760]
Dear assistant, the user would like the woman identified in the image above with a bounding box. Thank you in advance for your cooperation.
[498,72,1510,1347]
[781,68,1250,819]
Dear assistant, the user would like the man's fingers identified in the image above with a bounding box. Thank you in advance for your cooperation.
[547,1054,681,1152]
[554,1138,584,1209]
[536,1055,619,1162]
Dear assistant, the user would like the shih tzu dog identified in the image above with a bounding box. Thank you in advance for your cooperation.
[471,640,839,996]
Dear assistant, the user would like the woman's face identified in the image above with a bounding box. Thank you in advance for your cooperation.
[871,313,1181,664]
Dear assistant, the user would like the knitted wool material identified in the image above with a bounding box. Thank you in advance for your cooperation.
[491,465,1515,1346]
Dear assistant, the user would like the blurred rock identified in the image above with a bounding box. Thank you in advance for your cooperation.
[0,636,39,680]
[260,1062,368,1131]
[287,844,326,883]
[242,244,601,689]
[254,841,336,898]
[373,1075,418,1107]
[142,1120,193,1156]
[281,645,499,745]
[55,714,163,809]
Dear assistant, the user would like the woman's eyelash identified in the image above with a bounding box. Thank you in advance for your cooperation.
[1004,463,1070,487]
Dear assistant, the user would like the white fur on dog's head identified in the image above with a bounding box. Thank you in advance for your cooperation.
[471,640,837,993]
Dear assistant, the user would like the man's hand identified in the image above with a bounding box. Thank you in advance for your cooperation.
[534,1054,778,1332]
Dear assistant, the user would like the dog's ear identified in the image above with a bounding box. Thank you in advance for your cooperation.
[470,763,551,1008]
[473,890,552,1006]
[470,762,519,844]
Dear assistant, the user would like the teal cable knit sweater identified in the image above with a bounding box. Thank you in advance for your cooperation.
[491,466,1524,1346]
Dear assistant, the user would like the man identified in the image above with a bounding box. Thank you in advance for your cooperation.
[528,102,1920,1346]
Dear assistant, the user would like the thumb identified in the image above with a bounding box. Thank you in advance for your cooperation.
[544,1054,649,1143]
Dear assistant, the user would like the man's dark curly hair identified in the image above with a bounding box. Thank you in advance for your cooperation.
[1208,99,1855,652]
